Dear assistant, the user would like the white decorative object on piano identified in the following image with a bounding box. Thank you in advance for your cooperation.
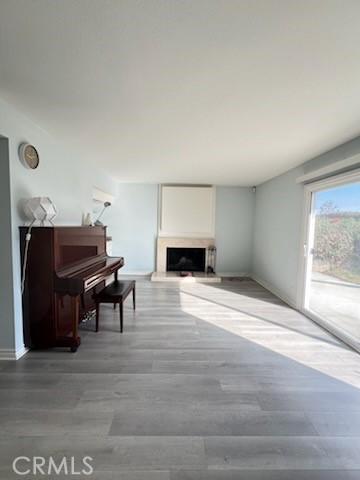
[23,197,57,226]
[83,212,93,226]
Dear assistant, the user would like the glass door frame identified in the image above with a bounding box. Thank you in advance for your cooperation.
[298,168,360,352]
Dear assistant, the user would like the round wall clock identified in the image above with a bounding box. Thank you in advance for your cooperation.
[19,143,40,169]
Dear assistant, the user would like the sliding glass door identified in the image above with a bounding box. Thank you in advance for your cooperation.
[302,171,360,347]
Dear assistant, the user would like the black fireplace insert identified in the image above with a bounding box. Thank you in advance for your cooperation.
[166,247,206,272]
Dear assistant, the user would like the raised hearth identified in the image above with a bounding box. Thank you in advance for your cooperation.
[151,271,221,283]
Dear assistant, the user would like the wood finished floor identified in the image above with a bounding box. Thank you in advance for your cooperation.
[1,278,360,479]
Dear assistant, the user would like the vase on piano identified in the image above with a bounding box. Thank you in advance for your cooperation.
[82,213,93,226]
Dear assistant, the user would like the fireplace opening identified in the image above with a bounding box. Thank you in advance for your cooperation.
[166,247,206,272]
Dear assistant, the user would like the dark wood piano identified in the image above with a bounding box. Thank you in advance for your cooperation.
[20,226,124,352]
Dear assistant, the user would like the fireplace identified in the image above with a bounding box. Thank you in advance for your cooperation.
[152,238,220,282]
[166,247,206,272]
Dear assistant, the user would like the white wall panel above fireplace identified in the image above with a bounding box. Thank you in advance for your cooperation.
[160,185,215,237]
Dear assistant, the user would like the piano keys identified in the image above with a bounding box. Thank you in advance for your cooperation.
[20,226,124,352]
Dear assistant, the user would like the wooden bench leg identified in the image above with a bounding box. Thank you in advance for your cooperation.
[133,285,136,310]
[95,302,100,332]
[119,301,123,333]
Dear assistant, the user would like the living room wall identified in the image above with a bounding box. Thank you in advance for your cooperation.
[215,186,254,274]
[107,183,159,273]
[0,137,16,356]
[252,166,304,306]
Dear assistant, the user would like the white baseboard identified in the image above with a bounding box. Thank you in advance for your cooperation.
[0,345,28,361]
[15,345,29,360]
[218,272,250,277]
[118,271,152,276]
[250,273,297,309]
[0,349,16,360]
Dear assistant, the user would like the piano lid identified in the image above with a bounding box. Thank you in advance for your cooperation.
[55,255,124,295]
[56,255,123,279]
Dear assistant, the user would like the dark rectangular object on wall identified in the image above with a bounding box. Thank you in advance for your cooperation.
[166,247,206,272]
[20,226,124,351]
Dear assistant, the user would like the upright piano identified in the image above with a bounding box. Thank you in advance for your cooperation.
[20,226,124,351]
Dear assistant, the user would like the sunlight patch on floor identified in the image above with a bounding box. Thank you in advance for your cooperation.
[179,283,360,389]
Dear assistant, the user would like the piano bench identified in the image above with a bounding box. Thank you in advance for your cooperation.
[93,280,136,333]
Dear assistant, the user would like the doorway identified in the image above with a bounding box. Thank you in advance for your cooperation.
[301,170,360,350]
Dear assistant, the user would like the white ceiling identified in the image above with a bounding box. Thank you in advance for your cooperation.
[1,0,360,186]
